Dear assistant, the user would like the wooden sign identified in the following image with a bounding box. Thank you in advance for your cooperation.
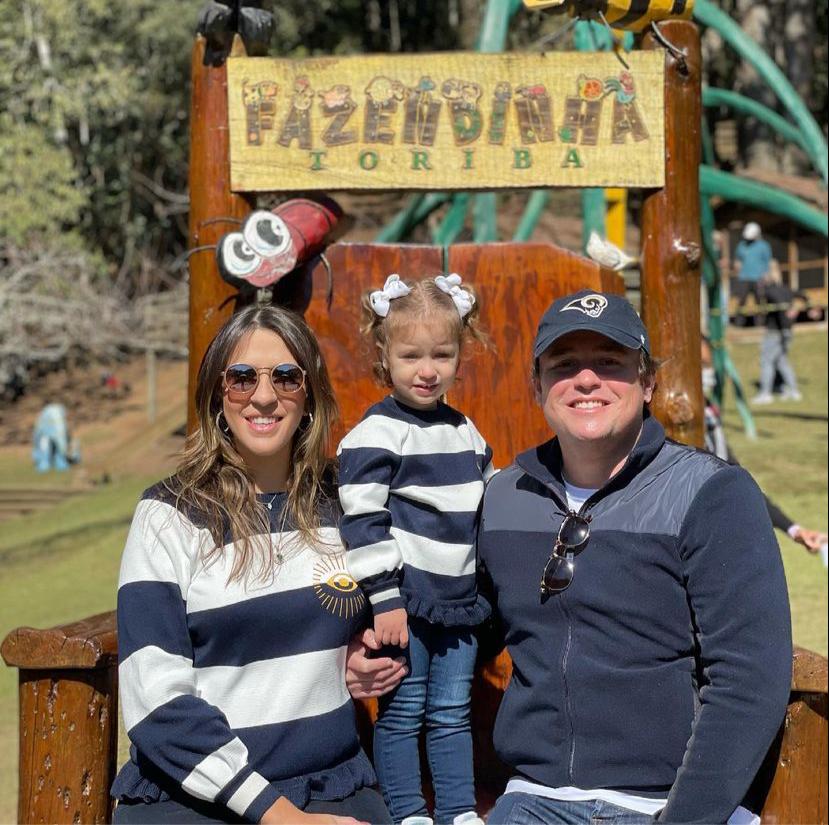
[227,52,665,192]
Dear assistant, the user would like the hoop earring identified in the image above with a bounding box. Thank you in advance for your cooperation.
[305,410,314,424]
[216,411,231,436]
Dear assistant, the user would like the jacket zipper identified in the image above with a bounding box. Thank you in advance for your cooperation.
[530,446,644,788]
[559,593,576,783]
[556,496,595,787]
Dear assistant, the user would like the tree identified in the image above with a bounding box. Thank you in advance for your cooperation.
[704,0,826,175]
[1,0,203,282]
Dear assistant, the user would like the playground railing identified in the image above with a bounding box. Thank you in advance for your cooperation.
[2,612,827,824]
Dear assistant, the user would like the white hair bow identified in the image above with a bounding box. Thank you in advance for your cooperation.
[435,273,475,318]
[369,274,412,318]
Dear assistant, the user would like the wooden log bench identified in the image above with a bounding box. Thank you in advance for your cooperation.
[3,612,827,824]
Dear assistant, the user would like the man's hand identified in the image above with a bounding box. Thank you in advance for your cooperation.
[791,527,827,553]
[345,628,407,699]
[374,608,409,647]
[260,796,366,824]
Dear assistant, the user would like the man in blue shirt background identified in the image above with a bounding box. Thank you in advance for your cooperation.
[733,221,772,325]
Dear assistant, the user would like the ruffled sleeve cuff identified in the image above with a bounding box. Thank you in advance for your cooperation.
[405,591,491,627]
[114,751,376,823]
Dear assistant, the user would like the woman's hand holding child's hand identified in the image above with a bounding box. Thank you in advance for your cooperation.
[374,608,409,647]
[345,628,407,699]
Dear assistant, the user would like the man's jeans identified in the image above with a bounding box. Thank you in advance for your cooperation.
[759,329,798,395]
[373,617,478,824]
[488,792,655,825]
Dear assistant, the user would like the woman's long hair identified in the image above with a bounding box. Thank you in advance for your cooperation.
[171,305,338,582]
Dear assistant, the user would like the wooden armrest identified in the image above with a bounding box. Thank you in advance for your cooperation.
[1,610,117,670]
[792,645,828,694]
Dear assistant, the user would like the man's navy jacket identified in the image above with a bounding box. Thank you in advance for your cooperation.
[478,416,792,823]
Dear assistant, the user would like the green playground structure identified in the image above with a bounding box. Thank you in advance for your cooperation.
[376,0,828,438]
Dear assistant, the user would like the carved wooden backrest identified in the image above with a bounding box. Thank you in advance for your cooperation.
[298,241,621,463]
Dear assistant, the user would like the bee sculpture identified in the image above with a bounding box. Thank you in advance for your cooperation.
[522,0,694,33]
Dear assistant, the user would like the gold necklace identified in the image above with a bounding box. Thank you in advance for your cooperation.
[263,493,287,565]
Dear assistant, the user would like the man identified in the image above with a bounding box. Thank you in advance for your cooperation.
[747,265,809,404]
[733,222,772,326]
[477,289,792,824]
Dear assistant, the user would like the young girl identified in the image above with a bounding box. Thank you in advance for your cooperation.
[338,274,494,825]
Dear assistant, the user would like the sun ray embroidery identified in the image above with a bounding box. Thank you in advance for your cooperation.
[313,554,366,617]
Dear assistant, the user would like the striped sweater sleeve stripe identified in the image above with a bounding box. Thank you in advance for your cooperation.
[345,497,478,546]
[117,497,279,822]
[340,414,486,456]
[391,526,476,576]
[338,413,405,613]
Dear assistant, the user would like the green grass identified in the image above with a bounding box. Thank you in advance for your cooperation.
[0,473,155,824]
[0,329,825,821]
[720,326,828,656]
[0,452,79,490]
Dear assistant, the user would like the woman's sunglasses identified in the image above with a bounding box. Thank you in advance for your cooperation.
[222,363,306,402]
[540,511,591,598]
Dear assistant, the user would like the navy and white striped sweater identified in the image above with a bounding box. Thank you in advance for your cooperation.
[111,482,375,823]
[337,395,494,626]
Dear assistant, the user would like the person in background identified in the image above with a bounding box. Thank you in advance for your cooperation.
[733,221,771,326]
[701,337,826,554]
[749,262,810,404]
[32,402,80,471]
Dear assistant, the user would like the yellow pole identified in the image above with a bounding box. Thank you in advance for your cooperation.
[605,187,627,248]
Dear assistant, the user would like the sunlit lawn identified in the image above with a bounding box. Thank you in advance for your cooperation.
[720,325,828,656]
[0,469,156,823]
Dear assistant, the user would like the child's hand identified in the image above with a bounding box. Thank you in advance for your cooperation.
[345,628,407,698]
[374,608,409,648]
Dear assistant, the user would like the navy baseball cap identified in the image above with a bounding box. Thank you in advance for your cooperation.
[533,289,650,358]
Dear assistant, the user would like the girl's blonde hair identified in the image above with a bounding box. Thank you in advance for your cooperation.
[171,305,338,583]
[361,275,487,386]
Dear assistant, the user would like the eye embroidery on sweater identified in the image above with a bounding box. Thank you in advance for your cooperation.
[313,554,366,618]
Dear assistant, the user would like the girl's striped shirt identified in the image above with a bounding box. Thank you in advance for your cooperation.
[338,395,494,627]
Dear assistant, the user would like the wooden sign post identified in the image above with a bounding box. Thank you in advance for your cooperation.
[187,34,255,432]
[641,21,704,446]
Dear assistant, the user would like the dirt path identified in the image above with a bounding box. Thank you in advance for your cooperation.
[0,356,188,484]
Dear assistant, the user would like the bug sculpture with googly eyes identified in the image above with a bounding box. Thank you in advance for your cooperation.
[216,197,343,291]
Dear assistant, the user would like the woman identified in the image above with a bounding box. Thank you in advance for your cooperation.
[112,305,392,825]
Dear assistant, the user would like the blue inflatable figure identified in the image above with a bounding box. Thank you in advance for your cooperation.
[32,403,80,472]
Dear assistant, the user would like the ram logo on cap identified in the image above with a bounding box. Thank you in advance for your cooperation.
[561,294,608,318]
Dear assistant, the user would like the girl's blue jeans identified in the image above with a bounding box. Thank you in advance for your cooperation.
[373,617,478,824]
